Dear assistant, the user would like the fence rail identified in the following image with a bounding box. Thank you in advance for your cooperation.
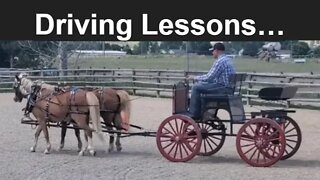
[1,68,320,109]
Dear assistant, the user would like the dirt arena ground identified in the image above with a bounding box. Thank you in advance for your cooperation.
[0,93,319,180]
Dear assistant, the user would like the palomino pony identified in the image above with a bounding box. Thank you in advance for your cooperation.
[13,73,107,156]
[60,87,132,153]
[13,73,132,153]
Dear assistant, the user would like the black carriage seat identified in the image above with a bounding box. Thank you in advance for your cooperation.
[200,73,247,97]
[200,73,247,122]
[258,86,298,101]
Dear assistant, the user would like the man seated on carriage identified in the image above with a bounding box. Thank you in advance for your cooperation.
[186,42,236,120]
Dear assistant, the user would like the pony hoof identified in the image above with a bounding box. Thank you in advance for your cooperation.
[108,146,114,153]
[116,146,122,152]
[78,145,82,152]
[44,149,50,154]
[78,151,85,156]
[30,147,35,152]
[89,150,96,156]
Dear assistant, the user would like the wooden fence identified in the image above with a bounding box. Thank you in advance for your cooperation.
[1,68,320,109]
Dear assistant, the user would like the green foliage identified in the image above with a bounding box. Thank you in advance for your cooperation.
[312,46,320,58]
[279,40,299,50]
[188,41,211,55]
[242,41,265,57]
[0,41,40,68]
[292,42,310,57]
[159,41,183,50]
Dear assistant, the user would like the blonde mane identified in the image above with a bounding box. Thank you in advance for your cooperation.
[19,76,56,95]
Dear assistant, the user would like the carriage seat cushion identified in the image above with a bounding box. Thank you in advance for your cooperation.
[200,87,234,99]
[258,86,298,101]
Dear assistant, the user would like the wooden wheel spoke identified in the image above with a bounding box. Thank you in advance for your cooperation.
[242,131,254,140]
[241,142,255,148]
[286,138,298,143]
[184,141,194,151]
[173,143,179,159]
[203,138,208,152]
[284,148,289,155]
[162,127,175,136]
[285,121,291,129]
[285,127,296,134]
[181,142,190,156]
[174,119,180,135]
[257,150,261,164]
[162,141,175,150]
[168,121,178,134]
[167,143,177,155]
[160,133,173,138]
[270,145,279,157]
[285,134,298,138]
[268,130,280,137]
[160,139,173,143]
[209,135,222,141]
[179,144,183,159]
[207,136,219,147]
[286,142,295,150]
[240,136,255,142]
[243,144,256,155]
[205,138,215,151]
[178,119,184,135]
[268,137,281,142]
[248,125,256,135]
[249,148,258,161]
[185,135,198,139]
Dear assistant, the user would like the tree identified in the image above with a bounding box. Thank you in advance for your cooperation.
[189,41,211,55]
[0,41,40,68]
[159,41,183,51]
[242,41,264,57]
[131,44,141,55]
[278,40,299,50]
[123,44,133,55]
[138,41,150,54]
[18,41,83,74]
[312,46,320,58]
[291,42,310,57]
[149,42,160,54]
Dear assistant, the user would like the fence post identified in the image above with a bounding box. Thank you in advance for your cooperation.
[132,69,136,95]
[286,100,291,108]
[112,70,116,81]
[156,71,161,98]
[73,68,77,81]
[246,74,253,105]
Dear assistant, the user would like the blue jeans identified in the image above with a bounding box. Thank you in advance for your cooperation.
[189,82,231,117]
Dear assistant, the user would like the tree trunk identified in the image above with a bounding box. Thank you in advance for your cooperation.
[58,42,68,76]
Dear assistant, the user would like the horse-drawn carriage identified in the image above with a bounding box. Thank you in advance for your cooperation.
[13,72,302,167]
[156,73,302,167]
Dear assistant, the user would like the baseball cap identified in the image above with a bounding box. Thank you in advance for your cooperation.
[209,42,225,51]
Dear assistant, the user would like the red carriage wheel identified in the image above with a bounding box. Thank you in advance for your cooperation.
[279,116,302,160]
[236,118,286,167]
[156,114,202,162]
[197,118,226,156]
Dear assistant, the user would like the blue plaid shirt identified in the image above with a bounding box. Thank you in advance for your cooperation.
[196,54,235,87]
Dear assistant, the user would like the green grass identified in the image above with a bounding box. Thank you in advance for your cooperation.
[67,55,320,73]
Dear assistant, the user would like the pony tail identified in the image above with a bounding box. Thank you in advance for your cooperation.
[116,90,131,131]
[86,91,106,144]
